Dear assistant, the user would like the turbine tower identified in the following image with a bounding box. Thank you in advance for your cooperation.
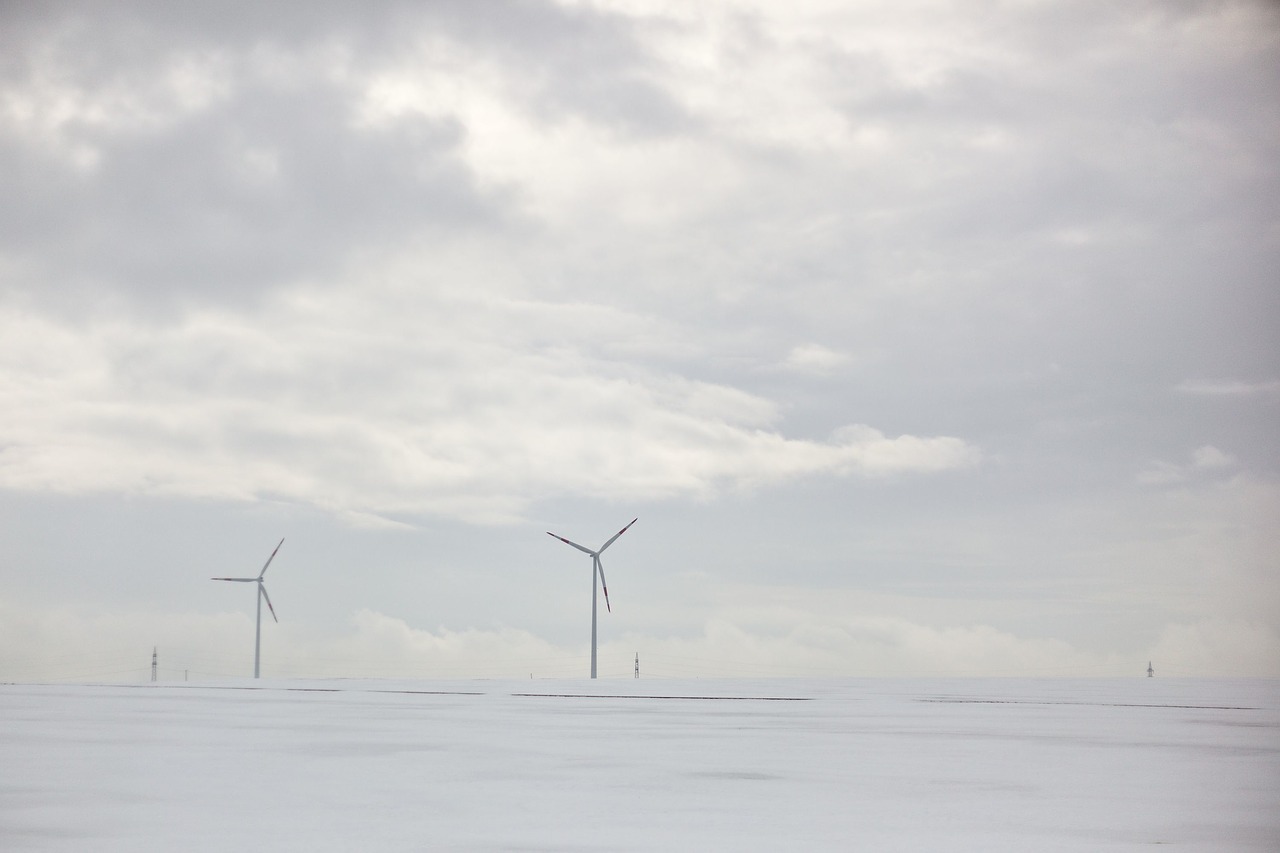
[212,538,284,679]
[547,518,637,679]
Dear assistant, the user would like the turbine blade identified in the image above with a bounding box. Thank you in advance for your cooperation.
[260,583,278,623]
[547,531,595,556]
[596,556,611,614]
[259,538,285,579]
[597,517,637,554]
[212,577,257,582]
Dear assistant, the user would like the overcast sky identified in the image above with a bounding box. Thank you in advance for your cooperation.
[2,0,1277,681]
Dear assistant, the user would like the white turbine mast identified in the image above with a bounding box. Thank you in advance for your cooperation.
[212,538,284,679]
[547,518,637,679]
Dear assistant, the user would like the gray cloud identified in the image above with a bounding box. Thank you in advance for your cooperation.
[1,0,1277,679]
[0,285,978,525]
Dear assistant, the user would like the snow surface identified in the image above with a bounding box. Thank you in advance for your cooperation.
[2,678,1277,851]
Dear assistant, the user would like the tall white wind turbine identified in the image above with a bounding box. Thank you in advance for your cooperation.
[547,519,636,679]
[212,538,284,679]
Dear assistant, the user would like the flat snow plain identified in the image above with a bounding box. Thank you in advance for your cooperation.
[2,678,1277,851]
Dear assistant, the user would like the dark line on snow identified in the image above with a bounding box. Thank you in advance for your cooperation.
[918,698,1259,711]
[512,693,810,701]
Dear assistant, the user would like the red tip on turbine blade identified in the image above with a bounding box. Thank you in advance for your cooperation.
[602,584,611,613]
[260,584,278,623]
[260,537,284,578]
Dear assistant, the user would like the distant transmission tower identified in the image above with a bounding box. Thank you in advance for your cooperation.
[151,647,157,683]
[1147,661,1154,678]
[634,652,640,679]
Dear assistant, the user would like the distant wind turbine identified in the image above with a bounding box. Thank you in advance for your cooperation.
[547,519,637,679]
[212,538,284,679]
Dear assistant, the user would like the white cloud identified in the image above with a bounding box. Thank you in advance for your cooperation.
[0,45,234,171]
[1176,379,1280,397]
[1190,445,1235,469]
[1149,620,1280,677]
[1137,445,1238,486]
[609,615,1109,678]
[779,343,852,374]
[0,600,253,683]
[0,288,977,525]
[0,599,1133,681]
[294,610,571,678]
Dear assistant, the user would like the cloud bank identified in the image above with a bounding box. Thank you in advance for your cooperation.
[0,0,1276,678]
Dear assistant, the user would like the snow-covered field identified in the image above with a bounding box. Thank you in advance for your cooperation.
[2,678,1277,851]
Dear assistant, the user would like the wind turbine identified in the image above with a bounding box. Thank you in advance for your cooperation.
[212,538,284,679]
[547,518,636,679]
